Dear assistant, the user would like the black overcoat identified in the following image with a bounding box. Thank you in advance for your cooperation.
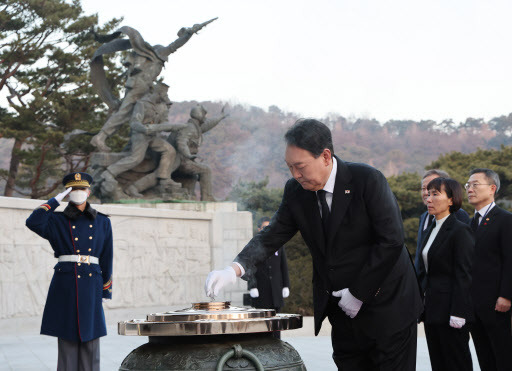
[470,206,512,324]
[235,156,423,338]
[416,213,475,323]
[248,247,290,309]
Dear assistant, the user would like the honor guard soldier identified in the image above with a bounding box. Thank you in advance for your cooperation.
[26,172,113,371]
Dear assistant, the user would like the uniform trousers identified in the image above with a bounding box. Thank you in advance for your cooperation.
[57,337,100,371]
[424,323,473,371]
[327,299,417,371]
[470,311,512,371]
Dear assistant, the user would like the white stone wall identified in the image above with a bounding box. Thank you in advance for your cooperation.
[0,197,252,319]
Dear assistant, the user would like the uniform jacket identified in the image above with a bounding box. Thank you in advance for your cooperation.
[248,247,290,309]
[26,198,113,342]
[414,208,470,273]
[470,205,512,324]
[416,213,474,324]
[235,156,423,338]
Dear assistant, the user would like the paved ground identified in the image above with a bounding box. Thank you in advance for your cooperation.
[0,307,481,370]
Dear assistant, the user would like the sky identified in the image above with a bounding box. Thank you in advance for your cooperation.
[81,0,512,123]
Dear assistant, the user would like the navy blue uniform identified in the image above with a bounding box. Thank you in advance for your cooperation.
[26,197,113,342]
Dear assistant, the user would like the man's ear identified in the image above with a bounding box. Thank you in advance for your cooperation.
[323,149,332,164]
[87,189,92,197]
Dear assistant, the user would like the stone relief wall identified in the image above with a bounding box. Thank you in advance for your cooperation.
[0,197,252,319]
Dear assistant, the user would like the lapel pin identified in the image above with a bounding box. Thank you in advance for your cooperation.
[486,218,490,221]
[345,190,350,194]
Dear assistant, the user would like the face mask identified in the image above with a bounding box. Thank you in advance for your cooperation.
[69,190,88,205]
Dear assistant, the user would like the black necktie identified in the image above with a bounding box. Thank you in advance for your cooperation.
[471,212,480,232]
[317,190,330,236]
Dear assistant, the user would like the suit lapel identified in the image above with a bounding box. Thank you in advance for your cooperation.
[475,206,499,241]
[302,189,326,255]
[427,214,455,267]
[326,157,353,249]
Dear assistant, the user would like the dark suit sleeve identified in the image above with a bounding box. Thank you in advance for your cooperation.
[498,213,512,299]
[100,218,113,299]
[234,179,298,282]
[349,169,406,303]
[450,224,474,318]
[281,247,290,288]
[454,208,470,224]
[415,212,427,272]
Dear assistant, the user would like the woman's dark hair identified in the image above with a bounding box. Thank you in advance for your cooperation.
[284,119,334,158]
[427,177,463,213]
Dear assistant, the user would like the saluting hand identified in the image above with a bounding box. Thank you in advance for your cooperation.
[55,187,72,202]
[495,297,511,312]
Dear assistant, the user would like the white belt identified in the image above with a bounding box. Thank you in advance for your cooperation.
[58,255,99,264]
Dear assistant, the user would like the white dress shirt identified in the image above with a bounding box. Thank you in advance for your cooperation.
[422,214,450,272]
[316,157,337,215]
[475,202,495,226]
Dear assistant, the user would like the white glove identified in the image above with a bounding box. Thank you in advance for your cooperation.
[102,298,111,303]
[282,287,290,298]
[250,288,259,298]
[332,288,363,318]
[449,316,466,329]
[55,187,72,202]
[205,266,237,298]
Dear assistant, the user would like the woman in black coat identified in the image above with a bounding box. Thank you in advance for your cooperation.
[416,177,475,371]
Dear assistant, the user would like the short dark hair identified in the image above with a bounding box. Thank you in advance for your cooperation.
[469,168,500,194]
[422,169,450,179]
[284,119,334,158]
[257,216,271,228]
[427,177,463,213]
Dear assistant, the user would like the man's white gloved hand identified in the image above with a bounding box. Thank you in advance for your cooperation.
[282,287,290,298]
[250,288,259,298]
[102,298,111,303]
[449,316,466,329]
[332,288,363,318]
[55,187,72,202]
[205,266,237,298]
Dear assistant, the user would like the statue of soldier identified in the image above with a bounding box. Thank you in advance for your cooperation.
[169,104,228,201]
[101,82,185,198]
[89,19,217,152]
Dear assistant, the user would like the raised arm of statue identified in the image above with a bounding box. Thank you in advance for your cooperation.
[201,105,229,133]
[146,122,188,134]
[159,18,218,58]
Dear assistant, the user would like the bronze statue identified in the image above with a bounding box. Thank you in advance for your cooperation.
[89,19,217,152]
[98,82,185,199]
[168,104,228,201]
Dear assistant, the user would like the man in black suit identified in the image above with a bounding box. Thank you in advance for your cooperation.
[466,168,512,371]
[248,216,290,339]
[205,119,423,370]
[415,169,470,273]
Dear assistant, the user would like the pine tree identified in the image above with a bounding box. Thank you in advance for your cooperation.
[0,0,124,198]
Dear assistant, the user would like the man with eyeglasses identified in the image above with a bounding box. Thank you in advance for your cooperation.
[466,168,512,371]
[414,169,470,274]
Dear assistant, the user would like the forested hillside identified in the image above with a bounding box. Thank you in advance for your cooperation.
[167,101,512,200]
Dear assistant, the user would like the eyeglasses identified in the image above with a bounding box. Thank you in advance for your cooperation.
[464,183,492,190]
